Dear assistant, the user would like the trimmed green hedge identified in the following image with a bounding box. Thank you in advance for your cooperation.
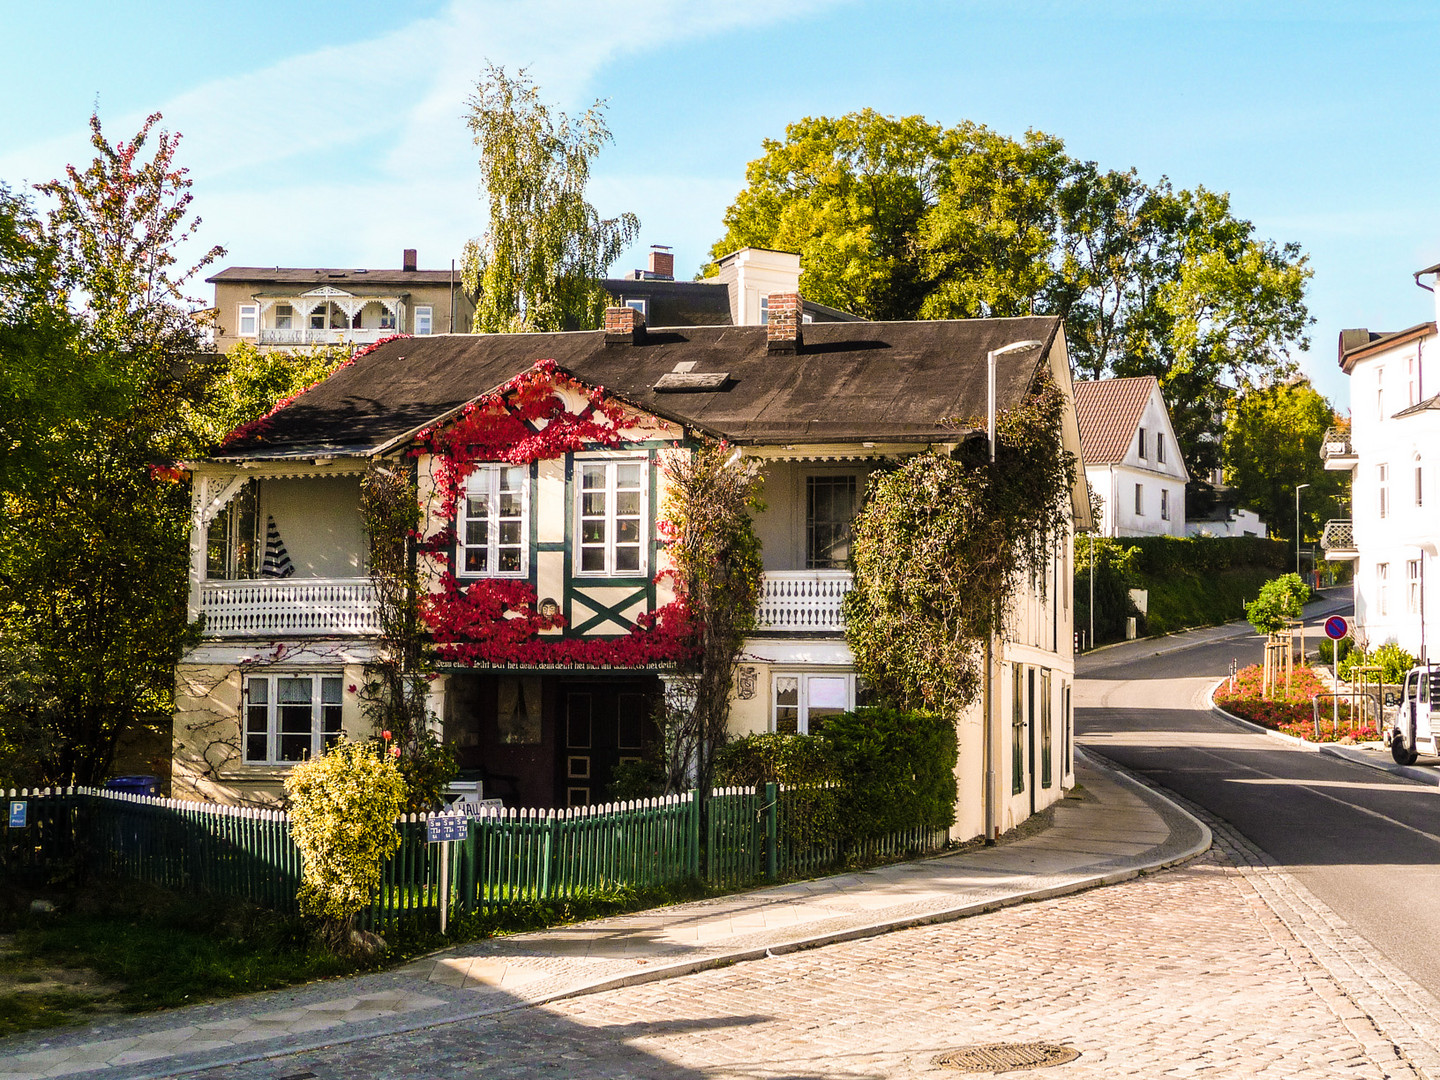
[716,708,957,842]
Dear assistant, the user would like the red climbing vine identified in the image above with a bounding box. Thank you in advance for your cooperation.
[412,359,696,668]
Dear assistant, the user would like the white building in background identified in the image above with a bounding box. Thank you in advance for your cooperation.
[1322,272,1440,661]
[1073,376,1190,537]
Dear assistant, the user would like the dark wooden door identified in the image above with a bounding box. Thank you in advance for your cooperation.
[560,680,655,807]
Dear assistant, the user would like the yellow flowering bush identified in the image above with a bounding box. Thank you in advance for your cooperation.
[284,738,406,950]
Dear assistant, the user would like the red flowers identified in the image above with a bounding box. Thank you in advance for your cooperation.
[1215,664,1369,743]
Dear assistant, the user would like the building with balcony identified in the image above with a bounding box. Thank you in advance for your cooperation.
[175,299,1090,841]
[1324,280,1440,659]
[1073,376,1189,537]
[207,249,475,352]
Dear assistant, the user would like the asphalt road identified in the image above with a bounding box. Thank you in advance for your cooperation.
[1076,601,1440,998]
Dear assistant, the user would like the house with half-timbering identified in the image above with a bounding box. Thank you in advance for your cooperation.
[174,299,1091,841]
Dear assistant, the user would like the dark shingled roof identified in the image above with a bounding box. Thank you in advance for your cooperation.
[215,317,1063,459]
[208,266,460,287]
[603,279,733,327]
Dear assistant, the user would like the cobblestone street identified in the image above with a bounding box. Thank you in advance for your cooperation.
[192,824,1435,1080]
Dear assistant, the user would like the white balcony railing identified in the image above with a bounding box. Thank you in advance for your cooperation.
[1321,520,1358,561]
[199,578,380,637]
[1320,426,1357,470]
[257,327,395,347]
[755,571,853,632]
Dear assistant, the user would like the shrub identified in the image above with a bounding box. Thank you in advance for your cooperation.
[1317,636,1353,666]
[607,758,667,801]
[822,708,957,841]
[285,739,406,952]
[715,732,838,787]
[1245,573,1311,634]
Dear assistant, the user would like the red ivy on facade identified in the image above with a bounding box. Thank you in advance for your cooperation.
[413,360,696,669]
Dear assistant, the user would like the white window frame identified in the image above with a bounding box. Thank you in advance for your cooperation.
[1160,488,1170,521]
[273,303,294,331]
[414,305,433,335]
[237,303,258,338]
[1379,463,1389,519]
[575,455,649,578]
[1416,460,1424,508]
[1377,367,1386,419]
[1377,562,1390,617]
[243,672,344,765]
[1137,427,1148,460]
[624,298,647,318]
[459,464,529,578]
[1156,434,1166,464]
[1134,483,1144,516]
[771,671,856,735]
[1408,559,1421,614]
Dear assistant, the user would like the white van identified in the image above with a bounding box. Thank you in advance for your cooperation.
[1385,665,1440,765]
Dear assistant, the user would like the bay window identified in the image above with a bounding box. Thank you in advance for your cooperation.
[460,464,528,576]
[244,673,344,764]
[578,459,646,576]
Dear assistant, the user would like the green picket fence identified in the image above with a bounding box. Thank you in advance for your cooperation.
[4,784,948,928]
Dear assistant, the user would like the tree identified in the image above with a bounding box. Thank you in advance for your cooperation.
[359,464,455,812]
[462,64,640,332]
[0,113,223,785]
[843,375,1077,720]
[1222,379,1346,544]
[709,110,1313,476]
[658,443,764,807]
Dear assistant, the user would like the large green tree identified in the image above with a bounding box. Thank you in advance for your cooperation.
[462,64,640,332]
[0,114,224,786]
[709,111,1312,476]
[1222,379,1346,546]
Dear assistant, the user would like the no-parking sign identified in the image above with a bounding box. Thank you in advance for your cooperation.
[1324,615,1349,641]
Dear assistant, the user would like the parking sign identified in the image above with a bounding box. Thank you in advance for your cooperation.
[9,801,26,828]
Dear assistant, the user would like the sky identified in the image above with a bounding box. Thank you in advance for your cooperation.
[3,0,1439,409]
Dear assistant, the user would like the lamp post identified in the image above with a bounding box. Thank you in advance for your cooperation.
[1295,483,1310,579]
[983,338,1043,845]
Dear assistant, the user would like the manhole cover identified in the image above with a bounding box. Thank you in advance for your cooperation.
[934,1042,1080,1073]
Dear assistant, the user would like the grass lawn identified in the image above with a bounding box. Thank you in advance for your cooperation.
[0,876,699,1038]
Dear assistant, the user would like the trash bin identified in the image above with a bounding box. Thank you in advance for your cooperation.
[104,775,159,797]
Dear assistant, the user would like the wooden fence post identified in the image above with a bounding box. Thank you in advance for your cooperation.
[764,783,778,883]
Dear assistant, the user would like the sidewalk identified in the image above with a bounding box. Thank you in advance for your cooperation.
[0,753,1209,1080]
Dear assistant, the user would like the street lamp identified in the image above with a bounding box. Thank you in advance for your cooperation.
[988,340,1043,462]
[983,338,1043,846]
[1295,483,1310,579]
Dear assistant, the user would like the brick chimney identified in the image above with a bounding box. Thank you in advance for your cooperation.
[766,293,803,353]
[604,305,646,346]
[647,245,674,280]
[402,248,417,272]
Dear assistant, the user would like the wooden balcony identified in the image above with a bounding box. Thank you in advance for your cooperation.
[257,327,394,347]
[755,571,853,632]
[1321,520,1358,561]
[199,578,379,637]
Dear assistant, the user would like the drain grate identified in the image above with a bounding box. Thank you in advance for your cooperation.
[934,1042,1080,1073]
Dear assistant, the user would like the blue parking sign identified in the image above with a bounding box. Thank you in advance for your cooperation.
[9,801,26,828]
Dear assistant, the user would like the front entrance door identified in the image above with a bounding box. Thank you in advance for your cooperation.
[561,680,656,807]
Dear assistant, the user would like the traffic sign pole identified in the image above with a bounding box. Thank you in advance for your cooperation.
[1324,615,1349,734]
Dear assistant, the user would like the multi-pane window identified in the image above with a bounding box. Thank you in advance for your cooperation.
[414,305,433,335]
[461,465,527,576]
[244,673,343,765]
[1408,559,1421,614]
[1379,464,1389,519]
[772,672,852,735]
[806,475,858,569]
[206,482,258,580]
[1377,562,1390,617]
[578,460,646,575]
[237,304,258,337]
[274,303,294,330]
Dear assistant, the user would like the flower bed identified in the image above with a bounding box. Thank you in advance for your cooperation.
[1214,664,1378,743]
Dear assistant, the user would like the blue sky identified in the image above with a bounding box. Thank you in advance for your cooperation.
[4,0,1439,408]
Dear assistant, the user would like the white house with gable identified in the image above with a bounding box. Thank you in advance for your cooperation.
[1073,376,1189,537]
